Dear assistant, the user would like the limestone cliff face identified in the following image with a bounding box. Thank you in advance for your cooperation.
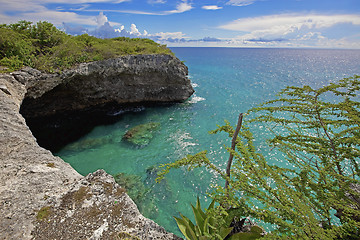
[0,54,189,239]
[18,54,194,118]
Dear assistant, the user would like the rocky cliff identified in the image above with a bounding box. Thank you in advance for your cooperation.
[0,54,191,239]
[19,54,194,118]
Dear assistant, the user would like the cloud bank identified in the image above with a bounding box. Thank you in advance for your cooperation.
[61,12,226,46]
[217,13,360,48]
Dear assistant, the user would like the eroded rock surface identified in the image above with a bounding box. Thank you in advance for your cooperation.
[19,54,194,118]
[0,54,189,239]
[32,170,181,240]
[0,73,81,239]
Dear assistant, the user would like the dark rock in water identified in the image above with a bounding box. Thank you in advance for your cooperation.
[123,122,160,146]
[114,172,159,219]
[65,135,113,152]
[114,173,148,204]
[145,165,172,202]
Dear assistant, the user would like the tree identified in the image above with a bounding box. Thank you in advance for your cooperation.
[30,21,67,50]
[157,76,360,239]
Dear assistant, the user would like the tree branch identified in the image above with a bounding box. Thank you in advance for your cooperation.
[225,113,243,190]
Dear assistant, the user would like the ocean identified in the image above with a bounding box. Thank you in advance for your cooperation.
[55,47,360,235]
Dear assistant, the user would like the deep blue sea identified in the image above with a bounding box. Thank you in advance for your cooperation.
[56,47,360,235]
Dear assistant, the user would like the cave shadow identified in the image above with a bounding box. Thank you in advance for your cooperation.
[20,102,176,153]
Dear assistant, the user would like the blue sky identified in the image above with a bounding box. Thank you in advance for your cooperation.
[1,0,360,48]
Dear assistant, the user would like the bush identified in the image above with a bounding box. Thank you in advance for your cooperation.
[0,20,173,72]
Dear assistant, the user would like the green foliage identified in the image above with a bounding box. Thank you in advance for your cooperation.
[228,226,263,240]
[0,20,173,72]
[175,197,263,240]
[157,76,360,239]
[174,197,233,240]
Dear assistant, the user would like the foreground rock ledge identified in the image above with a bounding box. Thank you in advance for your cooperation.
[0,55,189,239]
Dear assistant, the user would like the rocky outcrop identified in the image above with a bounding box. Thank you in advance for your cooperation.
[32,170,181,240]
[0,54,190,239]
[18,54,194,118]
[0,73,82,239]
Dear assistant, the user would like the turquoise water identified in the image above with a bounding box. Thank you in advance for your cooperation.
[56,48,360,235]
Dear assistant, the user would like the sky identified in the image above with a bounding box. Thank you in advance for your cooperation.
[1,0,360,48]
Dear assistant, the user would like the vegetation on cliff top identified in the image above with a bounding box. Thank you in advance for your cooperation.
[0,20,173,73]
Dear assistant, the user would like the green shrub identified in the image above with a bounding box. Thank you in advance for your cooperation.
[0,56,23,72]
[0,20,173,72]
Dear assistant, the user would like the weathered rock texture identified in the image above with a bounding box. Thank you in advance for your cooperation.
[19,54,194,118]
[0,73,82,239]
[32,170,180,240]
[0,54,190,239]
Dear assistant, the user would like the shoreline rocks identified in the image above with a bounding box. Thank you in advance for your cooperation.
[0,54,191,239]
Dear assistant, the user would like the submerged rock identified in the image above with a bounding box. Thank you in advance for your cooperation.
[114,172,158,220]
[123,122,160,146]
[65,135,113,151]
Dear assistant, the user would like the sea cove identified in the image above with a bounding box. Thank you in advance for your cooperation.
[55,47,360,235]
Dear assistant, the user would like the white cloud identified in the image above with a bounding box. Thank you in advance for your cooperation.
[0,0,128,26]
[71,0,193,16]
[216,13,360,49]
[298,32,324,41]
[226,0,257,7]
[149,31,187,40]
[147,0,166,4]
[0,0,46,13]
[220,14,360,43]
[17,10,98,26]
[115,25,125,32]
[0,0,130,10]
[164,0,193,14]
[219,13,360,38]
[36,0,130,3]
[202,5,223,10]
[96,12,108,26]
[130,23,141,36]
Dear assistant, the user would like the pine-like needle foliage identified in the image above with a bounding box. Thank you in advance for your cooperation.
[157,76,360,239]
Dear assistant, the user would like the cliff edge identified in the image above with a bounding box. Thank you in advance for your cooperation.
[19,54,194,118]
[0,54,192,239]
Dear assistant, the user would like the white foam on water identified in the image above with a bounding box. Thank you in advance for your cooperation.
[188,95,205,103]
[191,82,199,88]
[169,130,198,158]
